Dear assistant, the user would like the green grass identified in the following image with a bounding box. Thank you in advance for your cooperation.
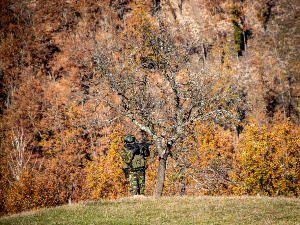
[1,196,300,224]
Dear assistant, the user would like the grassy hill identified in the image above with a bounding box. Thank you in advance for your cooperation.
[1,196,299,224]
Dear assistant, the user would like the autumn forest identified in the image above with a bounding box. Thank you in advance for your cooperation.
[0,0,300,215]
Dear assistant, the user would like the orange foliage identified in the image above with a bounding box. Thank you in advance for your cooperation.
[146,122,237,196]
[180,122,236,196]
[234,121,300,196]
[86,125,129,199]
[1,0,300,216]
[1,155,90,214]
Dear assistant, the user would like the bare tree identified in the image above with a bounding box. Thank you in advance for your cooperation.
[6,128,40,185]
[73,13,243,196]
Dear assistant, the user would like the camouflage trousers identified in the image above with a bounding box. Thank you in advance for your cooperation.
[128,169,145,195]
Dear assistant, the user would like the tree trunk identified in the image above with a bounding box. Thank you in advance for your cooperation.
[153,157,167,196]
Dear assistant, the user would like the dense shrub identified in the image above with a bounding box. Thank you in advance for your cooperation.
[86,125,129,199]
[1,160,89,215]
[235,122,300,196]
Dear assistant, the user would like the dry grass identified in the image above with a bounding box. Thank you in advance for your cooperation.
[1,196,300,224]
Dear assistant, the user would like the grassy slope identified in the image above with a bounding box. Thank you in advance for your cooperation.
[1,196,299,225]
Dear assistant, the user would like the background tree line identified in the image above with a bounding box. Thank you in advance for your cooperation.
[0,0,299,215]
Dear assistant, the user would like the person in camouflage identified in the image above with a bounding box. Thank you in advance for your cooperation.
[121,134,150,196]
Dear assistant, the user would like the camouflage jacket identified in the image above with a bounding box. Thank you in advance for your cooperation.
[121,143,150,170]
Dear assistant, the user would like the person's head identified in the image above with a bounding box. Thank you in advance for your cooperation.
[124,135,135,143]
[139,129,147,139]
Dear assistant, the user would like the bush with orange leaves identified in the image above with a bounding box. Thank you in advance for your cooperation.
[3,171,62,214]
[171,122,236,196]
[2,160,90,215]
[234,121,300,196]
[86,125,129,199]
[147,122,237,197]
